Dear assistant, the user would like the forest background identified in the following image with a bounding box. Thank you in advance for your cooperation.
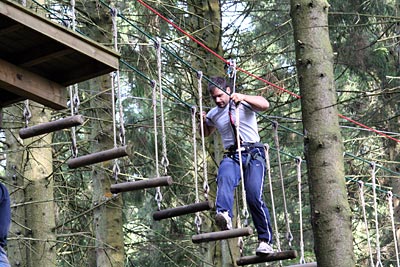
[0,0,399,266]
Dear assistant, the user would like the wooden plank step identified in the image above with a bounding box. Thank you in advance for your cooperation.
[19,115,84,139]
[110,176,173,193]
[153,201,213,220]
[236,250,298,266]
[287,262,317,267]
[192,227,253,243]
[67,146,129,169]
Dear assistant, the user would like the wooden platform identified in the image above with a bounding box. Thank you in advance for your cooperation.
[0,0,120,109]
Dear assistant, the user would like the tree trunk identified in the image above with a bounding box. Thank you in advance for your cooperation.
[290,1,355,266]
[89,75,125,267]
[3,103,57,267]
[78,1,124,266]
[23,105,57,267]
[3,105,28,267]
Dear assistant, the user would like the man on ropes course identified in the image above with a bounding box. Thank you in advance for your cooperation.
[0,182,11,267]
[201,76,274,255]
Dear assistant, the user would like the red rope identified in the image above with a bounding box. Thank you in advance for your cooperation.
[338,114,400,143]
[136,0,400,143]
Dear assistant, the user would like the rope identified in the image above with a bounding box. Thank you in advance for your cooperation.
[264,144,281,252]
[151,80,162,209]
[110,7,125,182]
[70,0,76,30]
[191,106,202,233]
[227,59,237,94]
[69,85,80,158]
[111,7,126,147]
[387,191,400,267]
[272,121,293,248]
[23,100,31,128]
[69,0,79,158]
[295,157,306,265]
[196,71,209,199]
[155,38,169,175]
[358,181,374,267]
[370,162,383,267]
[234,104,249,226]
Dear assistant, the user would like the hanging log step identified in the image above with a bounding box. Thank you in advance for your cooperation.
[19,115,84,139]
[153,200,214,221]
[236,250,298,266]
[287,262,317,267]
[192,227,253,243]
[110,176,173,193]
[67,146,129,169]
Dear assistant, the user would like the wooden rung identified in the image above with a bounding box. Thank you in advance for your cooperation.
[110,176,173,193]
[19,115,84,139]
[236,250,298,266]
[287,262,317,267]
[153,201,214,221]
[67,146,129,169]
[192,227,253,244]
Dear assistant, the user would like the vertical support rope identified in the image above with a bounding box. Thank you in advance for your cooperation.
[264,143,281,252]
[370,162,383,267]
[235,104,249,226]
[296,156,306,265]
[70,0,76,30]
[272,121,293,248]
[111,7,122,182]
[152,80,162,209]
[111,7,126,147]
[69,86,79,158]
[191,106,202,233]
[358,181,375,267]
[69,0,79,158]
[387,191,400,267]
[156,38,169,176]
[197,71,209,199]
[23,100,31,127]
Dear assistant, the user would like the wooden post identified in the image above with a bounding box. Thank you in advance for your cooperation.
[287,262,317,267]
[153,201,214,220]
[236,250,298,266]
[19,115,84,139]
[192,227,253,243]
[67,146,129,169]
[110,176,173,193]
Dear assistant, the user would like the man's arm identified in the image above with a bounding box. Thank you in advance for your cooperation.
[200,111,215,137]
[230,93,269,111]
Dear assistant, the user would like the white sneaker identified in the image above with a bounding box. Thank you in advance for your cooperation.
[256,241,274,255]
[215,211,232,230]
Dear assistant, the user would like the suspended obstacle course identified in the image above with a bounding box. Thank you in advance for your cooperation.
[0,0,119,110]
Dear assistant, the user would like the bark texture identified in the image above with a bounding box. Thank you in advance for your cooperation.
[290,1,355,266]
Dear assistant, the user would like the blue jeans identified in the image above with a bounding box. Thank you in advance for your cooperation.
[0,247,10,267]
[216,147,273,243]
